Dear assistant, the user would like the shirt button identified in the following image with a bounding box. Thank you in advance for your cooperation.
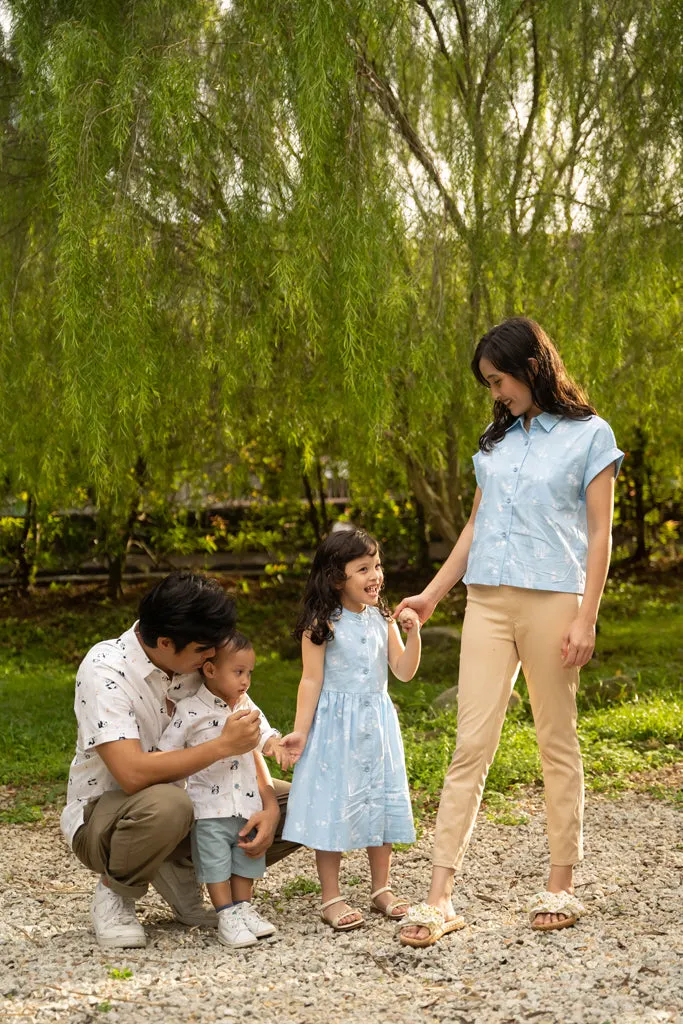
[506,498,511,504]
[363,668,369,675]
[524,440,529,446]
[501,532,506,539]
[360,638,366,644]
[365,700,371,707]
[512,467,518,472]
[364,766,370,773]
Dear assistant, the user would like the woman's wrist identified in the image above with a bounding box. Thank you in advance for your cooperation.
[421,585,442,606]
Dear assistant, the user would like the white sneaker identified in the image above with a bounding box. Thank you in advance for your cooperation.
[90,880,146,949]
[152,860,217,928]
[237,901,277,938]
[217,905,258,949]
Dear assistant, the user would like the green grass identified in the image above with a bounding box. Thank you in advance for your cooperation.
[0,570,680,823]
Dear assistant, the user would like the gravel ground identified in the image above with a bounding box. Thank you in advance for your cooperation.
[1,776,682,1024]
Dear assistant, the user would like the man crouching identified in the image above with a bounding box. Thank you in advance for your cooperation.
[60,571,296,948]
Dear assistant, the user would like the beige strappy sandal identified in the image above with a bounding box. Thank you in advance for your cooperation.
[370,885,411,920]
[320,895,364,931]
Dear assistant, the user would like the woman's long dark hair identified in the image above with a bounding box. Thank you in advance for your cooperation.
[472,317,596,451]
[294,527,392,645]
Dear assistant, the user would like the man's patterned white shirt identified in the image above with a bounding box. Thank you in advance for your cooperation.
[60,623,200,847]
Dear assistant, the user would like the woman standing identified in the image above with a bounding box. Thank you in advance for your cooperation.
[396,317,623,947]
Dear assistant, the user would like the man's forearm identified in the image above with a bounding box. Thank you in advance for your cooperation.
[99,737,229,795]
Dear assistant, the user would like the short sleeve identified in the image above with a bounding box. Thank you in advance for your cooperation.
[245,697,278,753]
[76,663,140,749]
[582,419,624,496]
[472,451,484,490]
[158,709,188,751]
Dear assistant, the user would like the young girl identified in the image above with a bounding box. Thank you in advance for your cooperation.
[280,528,421,930]
[396,317,624,946]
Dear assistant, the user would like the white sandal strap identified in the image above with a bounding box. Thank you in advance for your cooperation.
[370,885,392,900]
[321,895,346,911]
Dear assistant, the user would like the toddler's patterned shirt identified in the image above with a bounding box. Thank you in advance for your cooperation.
[158,686,278,820]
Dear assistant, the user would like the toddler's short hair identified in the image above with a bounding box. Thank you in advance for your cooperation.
[200,631,253,675]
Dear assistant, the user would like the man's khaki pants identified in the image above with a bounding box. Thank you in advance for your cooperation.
[433,584,584,871]
[72,779,297,899]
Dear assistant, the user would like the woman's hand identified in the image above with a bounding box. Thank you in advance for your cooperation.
[278,730,307,770]
[393,593,437,626]
[561,617,596,668]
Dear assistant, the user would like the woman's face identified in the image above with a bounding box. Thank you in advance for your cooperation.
[478,356,539,419]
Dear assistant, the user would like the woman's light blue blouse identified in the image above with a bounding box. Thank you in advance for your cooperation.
[463,413,624,594]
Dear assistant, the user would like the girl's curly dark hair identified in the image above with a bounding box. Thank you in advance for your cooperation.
[472,317,596,452]
[294,527,392,645]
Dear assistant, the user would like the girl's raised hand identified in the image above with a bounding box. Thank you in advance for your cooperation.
[398,608,421,632]
[393,593,436,626]
[278,730,307,771]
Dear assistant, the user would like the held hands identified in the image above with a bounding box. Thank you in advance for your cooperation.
[393,593,437,626]
[561,617,596,668]
[277,731,307,771]
[397,607,421,633]
[219,708,261,756]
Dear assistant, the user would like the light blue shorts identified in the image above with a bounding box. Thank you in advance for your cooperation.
[191,816,266,884]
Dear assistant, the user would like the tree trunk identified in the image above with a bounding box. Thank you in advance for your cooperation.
[630,428,648,563]
[14,494,36,597]
[316,460,330,533]
[405,457,467,546]
[413,496,431,571]
[302,473,322,543]
[103,457,147,600]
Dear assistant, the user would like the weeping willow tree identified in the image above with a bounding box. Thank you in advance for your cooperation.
[0,0,681,554]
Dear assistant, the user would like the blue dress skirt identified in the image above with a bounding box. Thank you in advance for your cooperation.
[282,606,416,851]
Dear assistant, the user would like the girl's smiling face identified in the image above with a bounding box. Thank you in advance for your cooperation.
[478,356,541,421]
[340,551,384,613]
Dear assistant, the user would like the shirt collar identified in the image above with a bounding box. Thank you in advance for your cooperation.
[505,412,561,434]
[197,682,230,710]
[536,412,562,432]
[120,621,169,686]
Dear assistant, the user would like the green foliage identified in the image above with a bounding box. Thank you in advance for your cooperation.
[106,967,133,981]
[280,876,321,898]
[0,0,680,552]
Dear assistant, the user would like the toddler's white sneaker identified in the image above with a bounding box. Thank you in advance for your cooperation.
[237,901,277,938]
[217,905,257,948]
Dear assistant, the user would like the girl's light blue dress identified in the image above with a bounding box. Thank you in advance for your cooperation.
[282,606,416,851]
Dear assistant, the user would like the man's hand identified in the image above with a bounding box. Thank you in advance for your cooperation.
[237,805,280,858]
[218,709,261,757]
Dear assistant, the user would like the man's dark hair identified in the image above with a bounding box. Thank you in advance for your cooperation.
[138,572,237,652]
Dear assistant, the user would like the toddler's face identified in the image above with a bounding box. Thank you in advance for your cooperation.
[203,644,256,708]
